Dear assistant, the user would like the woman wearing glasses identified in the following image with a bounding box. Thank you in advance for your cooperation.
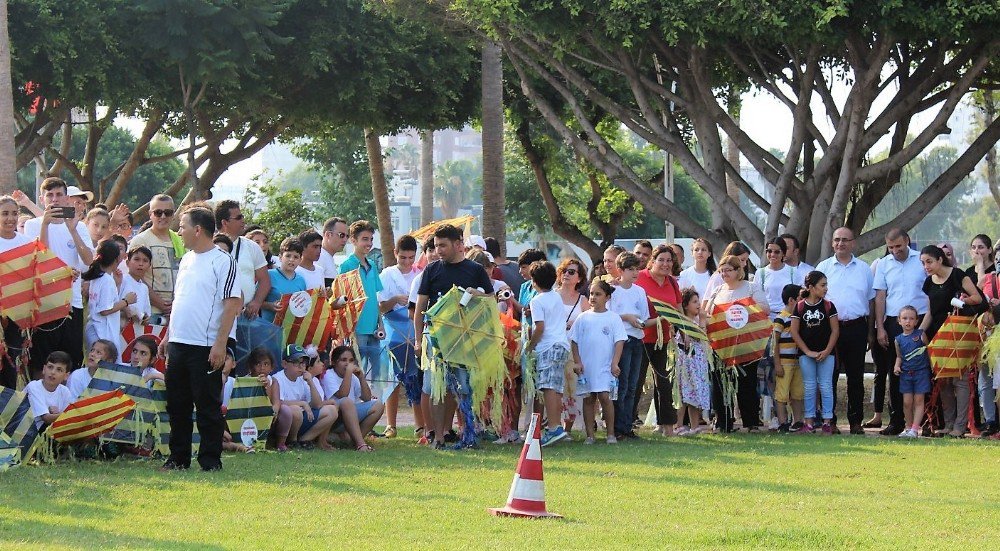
[758,237,807,321]
[555,258,591,435]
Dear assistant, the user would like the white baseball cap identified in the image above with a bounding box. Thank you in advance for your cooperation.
[467,234,487,250]
[65,185,95,202]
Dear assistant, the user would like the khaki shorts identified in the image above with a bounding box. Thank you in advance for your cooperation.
[774,358,803,403]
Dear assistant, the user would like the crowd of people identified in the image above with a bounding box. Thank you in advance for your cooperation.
[3,177,999,471]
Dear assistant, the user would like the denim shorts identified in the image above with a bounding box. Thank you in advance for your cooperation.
[333,399,381,431]
[297,407,324,437]
[536,344,569,393]
[900,369,931,395]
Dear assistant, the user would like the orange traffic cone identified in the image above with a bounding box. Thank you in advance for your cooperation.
[488,413,562,519]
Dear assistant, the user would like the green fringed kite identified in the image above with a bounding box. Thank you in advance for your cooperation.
[425,287,507,422]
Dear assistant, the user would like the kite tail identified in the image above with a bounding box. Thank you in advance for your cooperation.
[16,329,32,390]
[448,369,478,448]
[401,366,422,406]
[26,431,57,465]
[667,339,682,410]
[714,354,738,410]
[500,373,519,435]
[522,351,538,408]
[422,342,448,406]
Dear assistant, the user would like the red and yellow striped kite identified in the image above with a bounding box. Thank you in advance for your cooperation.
[273,289,335,351]
[328,269,367,342]
[706,297,771,366]
[47,388,136,442]
[928,315,982,378]
[0,240,73,328]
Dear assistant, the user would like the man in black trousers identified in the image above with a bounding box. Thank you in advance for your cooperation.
[159,203,240,472]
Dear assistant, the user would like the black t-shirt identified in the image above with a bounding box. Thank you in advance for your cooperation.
[791,299,838,353]
[922,268,968,338]
[964,263,995,286]
[418,259,493,308]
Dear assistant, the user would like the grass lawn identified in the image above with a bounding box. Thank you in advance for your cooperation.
[2,428,999,549]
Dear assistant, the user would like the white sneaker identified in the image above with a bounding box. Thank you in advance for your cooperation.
[606,435,618,444]
[767,417,781,431]
[898,428,917,438]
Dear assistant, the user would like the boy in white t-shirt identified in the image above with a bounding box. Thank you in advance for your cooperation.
[25,351,75,429]
[608,252,650,439]
[121,246,153,325]
[525,261,571,447]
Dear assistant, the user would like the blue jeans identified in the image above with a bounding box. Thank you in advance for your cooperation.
[613,337,644,435]
[799,355,835,421]
[979,367,997,424]
[355,333,382,378]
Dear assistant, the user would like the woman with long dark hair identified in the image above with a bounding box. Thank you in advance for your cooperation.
[636,245,683,436]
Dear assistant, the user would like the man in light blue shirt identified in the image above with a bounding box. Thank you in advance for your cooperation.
[340,220,384,388]
[815,227,875,434]
[871,228,928,435]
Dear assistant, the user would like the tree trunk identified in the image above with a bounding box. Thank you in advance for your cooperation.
[365,127,396,267]
[0,0,15,194]
[725,91,741,204]
[481,40,506,256]
[419,129,434,225]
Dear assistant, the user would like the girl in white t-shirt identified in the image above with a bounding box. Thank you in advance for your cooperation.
[129,335,164,385]
[247,347,295,452]
[570,280,626,444]
[83,240,135,357]
[321,346,382,452]
[678,238,717,297]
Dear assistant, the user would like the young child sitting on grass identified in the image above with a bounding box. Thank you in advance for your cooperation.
[271,344,338,450]
[67,339,118,398]
[894,305,931,438]
[220,348,252,453]
[321,346,383,452]
[25,351,74,430]
[247,347,295,452]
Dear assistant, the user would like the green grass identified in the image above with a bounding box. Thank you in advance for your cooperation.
[2,429,999,550]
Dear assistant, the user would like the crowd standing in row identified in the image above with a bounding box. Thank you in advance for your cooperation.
[4,178,999,471]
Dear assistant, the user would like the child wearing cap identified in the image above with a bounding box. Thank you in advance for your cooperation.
[270,344,339,450]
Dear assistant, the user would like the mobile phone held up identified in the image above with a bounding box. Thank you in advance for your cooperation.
[56,206,76,218]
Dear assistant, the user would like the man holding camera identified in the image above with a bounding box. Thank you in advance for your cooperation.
[22,177,95,376]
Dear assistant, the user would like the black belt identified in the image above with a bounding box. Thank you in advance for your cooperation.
[840,316,868,327]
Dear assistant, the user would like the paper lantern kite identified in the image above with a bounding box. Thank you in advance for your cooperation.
[48,388,136,443]
[0,385,40,464]
[409,215,475,243]
[224,377,274,448]
[928,315,982,378]
[122,322,169,372]
[328,269,367,342]
[650,298,709,342]
[0,240,73,329]
[706,297,771,367]
[273,289,335,351]
[425,287,507,421]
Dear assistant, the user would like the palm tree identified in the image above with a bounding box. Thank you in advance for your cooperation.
[480,40,505,255]
[365,127,396,266]
[0,0,16,194]
[419,129,434,225]
[434,159,477,219]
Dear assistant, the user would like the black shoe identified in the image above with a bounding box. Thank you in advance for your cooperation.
[830,425,842,435]
[980,423,999,438]
[443,429,458,443]
[788,421,804,431]
[778,423,790,433]
[200,463,223,472]
[626,431,641,439]
[880,424,904,436]
[159,459,189,472]
[299,441,316,451]
[432,441,447,450]
[849,424,864,435]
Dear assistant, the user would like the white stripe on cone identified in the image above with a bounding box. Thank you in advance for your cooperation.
[506,476,546,502]
[525,438,541,461]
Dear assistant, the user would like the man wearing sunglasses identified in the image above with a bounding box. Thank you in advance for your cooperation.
[319,216,349,287]
[214,200,269,320]
[128,194,185,322]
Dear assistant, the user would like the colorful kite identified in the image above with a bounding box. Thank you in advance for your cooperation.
[0,434,19,471]
[384,308,419,405]
[328,269,367,342]
[150,381,200,456]
[650,298,709,342]
[122,322,169,372]
[409,215,475,243]
[47,388,136,443]
[224,377,274,448]
[928,315,982,378]
[706,297,771,367]
[273,289,335,351]
[82,362,158,449]
[425,287,507,429]
[0,385,39,464]
[0,240,73,329]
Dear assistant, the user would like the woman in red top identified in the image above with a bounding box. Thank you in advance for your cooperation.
[636,244,683,436]
[977,244,1000,438]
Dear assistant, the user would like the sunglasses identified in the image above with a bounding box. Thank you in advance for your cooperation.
[229,214,244,221]
[151,209,175,218]
[564,268,578,275]
[766,249,782,255]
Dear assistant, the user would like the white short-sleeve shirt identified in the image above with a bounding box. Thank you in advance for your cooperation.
[873,249,929,317]
[168,248,240,346]
[231,236,267,305]
[26,380,74,428]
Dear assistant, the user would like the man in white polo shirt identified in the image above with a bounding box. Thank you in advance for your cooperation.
[871,228,928,435]
[815,227,875,435]
[23,177,95,376]
[161,203,240,472]
[214,200,269,316]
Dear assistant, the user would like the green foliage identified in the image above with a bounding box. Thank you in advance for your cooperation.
[435,159,482,219]
[243,181,318,248]
[291,127,376,223]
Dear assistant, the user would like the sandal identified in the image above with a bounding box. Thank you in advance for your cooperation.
[356,443,374,452]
